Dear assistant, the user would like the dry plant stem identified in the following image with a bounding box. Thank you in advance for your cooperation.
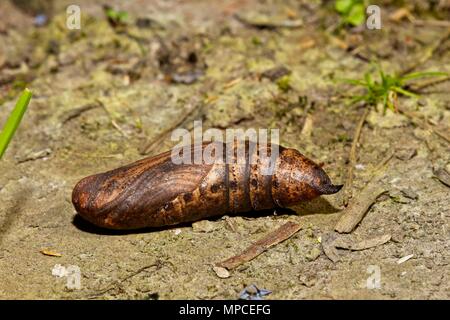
[372,150,396,173]
[409,76,450,92]
[95,99,130,138]
[412,19,450,28]
[400,29,450,76]
[61,103,101,124]
[217,221,301,269]
[397,107,450,144]
[342,108,369,206]
[335,150,394,233]
[139,105,199,155]
[87,261,162,299]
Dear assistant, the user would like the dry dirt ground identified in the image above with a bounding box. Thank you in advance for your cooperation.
[0,0,449,299]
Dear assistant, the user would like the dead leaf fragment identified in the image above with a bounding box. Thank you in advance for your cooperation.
[334,234,391,251]
[223,78,242,89]
[389,8,413,22]
[40,249,62,257]
[299,37,316,50]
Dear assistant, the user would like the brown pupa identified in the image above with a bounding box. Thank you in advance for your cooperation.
[72,141,342,229]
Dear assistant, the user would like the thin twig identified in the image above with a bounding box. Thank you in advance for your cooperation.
[397,107,450,144]
[335,150,394,233]
[342,108,369,207]
[139,105,199,155]
[372,150,396,174]
[217,221,301,270]
[61,103,101,124]
[409,76,450,92]
[400,29,450,76]
[86,261,162,299]
[412,19,450,28]
[111,119,129,138]
[95,99,130,138]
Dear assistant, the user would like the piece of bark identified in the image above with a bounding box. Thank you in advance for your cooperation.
[335,184,388,233]
[217,221,301,269]
[334,234,391,251]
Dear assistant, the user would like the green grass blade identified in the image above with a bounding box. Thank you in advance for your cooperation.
[392,86,419,98]
[338,78,366,86]
[0,88,32,159]
[401,71,447,81]
[364,72,375,89]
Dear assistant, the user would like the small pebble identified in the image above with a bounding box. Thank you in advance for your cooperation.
[212,266,230,279]
[305,247,321,261]
[395,148,417,161]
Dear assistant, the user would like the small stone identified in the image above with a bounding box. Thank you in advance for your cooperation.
[52,264,67,277]
[299,273,316,287]
[305,228,314,238]
[212,266,230,278]
[261,66,291,81]
[305,247,321,261]
[395,148,417,161]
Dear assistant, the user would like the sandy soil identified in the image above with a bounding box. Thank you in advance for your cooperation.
[0,0,449,299]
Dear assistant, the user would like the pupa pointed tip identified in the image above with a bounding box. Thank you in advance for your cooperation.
[320,184,343,195]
